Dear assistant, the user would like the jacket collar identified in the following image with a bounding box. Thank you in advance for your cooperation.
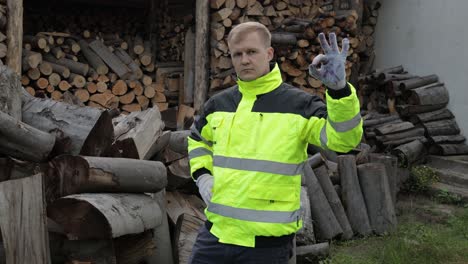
[237,63,283,97]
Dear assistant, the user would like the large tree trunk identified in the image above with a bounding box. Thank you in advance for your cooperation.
[303,160,343,240]
[338,155,372,236]
[391,139,427,168]
[21,90,114,156]
[0,110,55,162]
[6,0,23,74]
[48,155,167,201]
[0,174,51,264]
[423,119,460,136]
[357,163,397,235]
[0,66,22,120]
[194,0,210,113]
[369,154,398,206]
[314,165,353,240]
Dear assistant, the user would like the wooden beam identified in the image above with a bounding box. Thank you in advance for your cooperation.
[194,0,210,113]
[6,0,23,74]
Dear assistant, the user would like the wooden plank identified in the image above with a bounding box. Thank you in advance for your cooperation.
[0,174,51,264]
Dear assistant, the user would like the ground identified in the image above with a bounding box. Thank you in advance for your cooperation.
[324,193,468,264]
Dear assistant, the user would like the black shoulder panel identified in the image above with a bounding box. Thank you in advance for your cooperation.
[252,83,327,119]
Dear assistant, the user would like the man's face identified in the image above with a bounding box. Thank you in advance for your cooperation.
[229,32,274,81]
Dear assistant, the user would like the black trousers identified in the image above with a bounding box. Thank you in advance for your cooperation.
[188,223,293,264]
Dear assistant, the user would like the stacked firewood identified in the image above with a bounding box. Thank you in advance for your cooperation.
[21,4,195,116]
[209,0,367,100]
[0,1,6,65]
[357,1,380,75]
[0,66,189,263]
[360,65,468,168]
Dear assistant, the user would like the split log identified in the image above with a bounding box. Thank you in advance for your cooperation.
[314,165,353,240]
[363,114,400,127]
[0,157,44,182]
[0,65,22,119]
[22,49,42,70]
[167,157,191,190]
[48,155,167,201]
[296,187,315,244]
[49,62,71,78]
[113,108,165,159]
[410,108,454,124]
[0,110,55,162]
[296,243,330,263]
[114,48,143,79]
[429,144,468,155]
[48,193,162,239]
[21,91,114,156]
[391,139,427,168]
[114,231,156,264]
[357,163,397,235]
[78,40,109,75]
[338,155,372,236]
[173,214,205,264]
[89,40,131,78]
[382,136,426,147]
[423,119,460,136]
[0,174,51,264]
[303,160,343,240]
[168,130,191,154]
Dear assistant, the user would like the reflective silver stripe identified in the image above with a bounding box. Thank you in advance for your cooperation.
[189,147,213,159]
[213,156,304,176]
[328,113,362,133]
[320,125,327,148]
[208,202,300,223]
[190,124,213,147]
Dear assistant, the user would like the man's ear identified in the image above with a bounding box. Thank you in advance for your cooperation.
[267,47,274,61]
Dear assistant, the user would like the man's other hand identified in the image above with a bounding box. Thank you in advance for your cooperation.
[196,173,214,205]
[308,32,349,90]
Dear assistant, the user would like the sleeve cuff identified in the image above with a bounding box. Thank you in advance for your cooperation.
[193,168,212,181]
[327,83,352,99]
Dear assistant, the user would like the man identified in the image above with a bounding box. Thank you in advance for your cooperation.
[187,22,362,264]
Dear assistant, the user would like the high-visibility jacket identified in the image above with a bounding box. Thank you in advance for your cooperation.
[188,63,362,247]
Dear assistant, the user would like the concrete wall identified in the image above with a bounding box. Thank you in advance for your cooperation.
[373,0,468,135]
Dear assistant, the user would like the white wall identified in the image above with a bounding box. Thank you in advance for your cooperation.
[373,0,468,135]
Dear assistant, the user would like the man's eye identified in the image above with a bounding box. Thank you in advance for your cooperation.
[248,50,256,55]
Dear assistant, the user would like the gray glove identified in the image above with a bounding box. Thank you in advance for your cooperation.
[196,173,213,205]
[308,32,349,90]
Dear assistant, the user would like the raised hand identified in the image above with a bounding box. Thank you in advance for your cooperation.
[308,32,349,90]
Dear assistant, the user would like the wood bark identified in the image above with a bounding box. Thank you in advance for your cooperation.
[391,139,427,168]
[113,107,165,159]
[410,108,454,124]
[357,163,397,235]
[338,155,372,236]
[6,0,23,74]
[423,119,460,136]
[0,65,22,119]
[399,74,439,90]
[89,40,131,79]
[184,28,195,104]
[78,40,109,75]
[21,91,114,156]
[430,144,468,155]
[194,0,210,113]
[173,214,204,264]
[0,110,55,162]
[303,160,343,240]
[48,155,167,200]
[408,84,449,106]
[0,174,51,264]
[48,193,162,239]
[374,121,414,135]
[369,154,398,208]
[314,165,353,240]
[296,187,315,244]
[429,135,466,144]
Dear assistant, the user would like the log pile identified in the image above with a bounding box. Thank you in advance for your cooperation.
[297,150,397,248]
[0,1,6,65]
[0,66,193,263]
[208,0,379,100]
[359,65,468,168]
[21,4,195,117]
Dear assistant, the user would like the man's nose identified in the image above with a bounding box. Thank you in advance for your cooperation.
[241,53,250,64]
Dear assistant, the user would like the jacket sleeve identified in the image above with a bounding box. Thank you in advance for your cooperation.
[187,99,215,181]
[301,83,363,153]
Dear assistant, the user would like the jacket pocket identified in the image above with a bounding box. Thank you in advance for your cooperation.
[248,183,297,202]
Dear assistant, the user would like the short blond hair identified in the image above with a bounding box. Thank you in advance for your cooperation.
[227,22,271,48]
